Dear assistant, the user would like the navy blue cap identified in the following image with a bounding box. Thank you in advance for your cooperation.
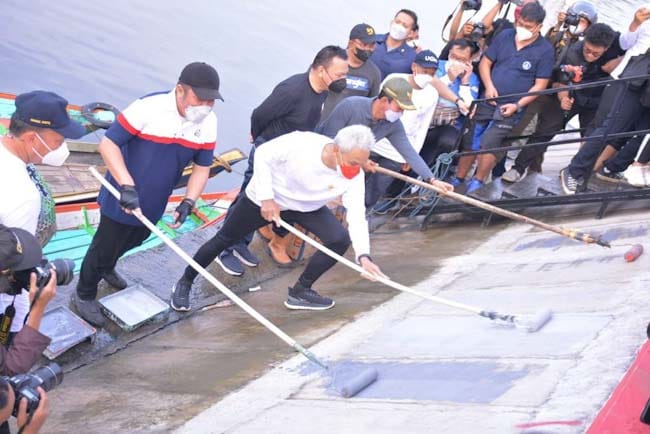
[414,50,439,69]
[14,91,86,139]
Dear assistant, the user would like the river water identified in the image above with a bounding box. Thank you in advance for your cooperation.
[0,0,641,190]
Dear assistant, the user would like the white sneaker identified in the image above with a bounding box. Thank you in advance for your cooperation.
[624,164,650,187]
[502,168,524,183]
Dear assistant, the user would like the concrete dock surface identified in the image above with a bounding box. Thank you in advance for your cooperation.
[173,209,649,434]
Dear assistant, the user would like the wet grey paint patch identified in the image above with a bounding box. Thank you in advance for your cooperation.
[514,226,648,252]
[299,360,529,402]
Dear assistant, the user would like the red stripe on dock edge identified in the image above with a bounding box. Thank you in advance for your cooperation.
[587,340,650,433]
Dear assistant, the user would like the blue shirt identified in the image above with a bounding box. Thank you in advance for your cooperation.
[484,29,554,103]
[98,90,216,226]
[370,34,417,80]
[435,60,480,108]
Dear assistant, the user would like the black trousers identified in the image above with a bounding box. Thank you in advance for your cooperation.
[183,195,351,289]
[463,102,524,160]
[603,114,650,172]
[568,81,648,180]
[76,214,150,300]
[513,95,596,174]
[365,152,404,208]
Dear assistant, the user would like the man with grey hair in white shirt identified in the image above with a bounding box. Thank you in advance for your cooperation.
[171,125,386,312]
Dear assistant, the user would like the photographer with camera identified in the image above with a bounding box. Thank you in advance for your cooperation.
[0,377,49,434]
[502,23,623,183]
[548,1,598,59]
[0,226,54,377]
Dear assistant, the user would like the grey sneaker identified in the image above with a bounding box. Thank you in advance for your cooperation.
[103,269,128,290]
[560,167,580,195]
[232,244,260,267]
[171,278,192,312]
[73,294,106,327]
[216,250,244,276]
[501,168,524,183]
[284,287,335,311]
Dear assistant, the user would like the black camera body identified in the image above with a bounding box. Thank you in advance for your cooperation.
[557,64,585,84]
[8,258,75,295]
[470,22,486,42]
[498,0,525,4]
[6,363,63,416]
[462,0,482,11]
[564,12,581,27]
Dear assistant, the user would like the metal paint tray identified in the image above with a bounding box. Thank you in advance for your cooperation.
[41,306,96,360]
[99,284,169,332]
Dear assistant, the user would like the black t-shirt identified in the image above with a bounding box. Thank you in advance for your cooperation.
[555,36,625,109]
[250,72,327,142]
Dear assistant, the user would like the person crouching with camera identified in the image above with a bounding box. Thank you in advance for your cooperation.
[0,226,56,433]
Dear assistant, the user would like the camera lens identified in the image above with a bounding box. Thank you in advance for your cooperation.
[31,363,64,393]
[50,259,75,286]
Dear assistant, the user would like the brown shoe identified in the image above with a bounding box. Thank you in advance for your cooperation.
[267,233,295,267]
[257,224,273,241]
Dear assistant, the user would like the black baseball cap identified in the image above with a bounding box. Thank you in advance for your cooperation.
[349,23,377,44]
[14,91,86,139]
[0,226,42,272]
[178,62,224,101]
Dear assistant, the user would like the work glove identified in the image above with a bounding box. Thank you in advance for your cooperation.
[119,185,140,210]
[174,198,195,225]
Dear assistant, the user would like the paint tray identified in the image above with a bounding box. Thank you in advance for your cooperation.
[41,306,96,360]
[99,284,169,332]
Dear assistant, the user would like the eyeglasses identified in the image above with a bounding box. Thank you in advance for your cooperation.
[583,46,605,57]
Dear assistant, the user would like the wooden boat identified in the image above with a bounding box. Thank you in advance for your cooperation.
[37,146,247,205]
[45,190,239,273]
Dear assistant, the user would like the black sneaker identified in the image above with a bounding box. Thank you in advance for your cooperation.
[284,287,335,311]
[216,250,244,276]
[103,269,128,290]
[72,294,106,327]
[560,167,580,195]
[171,278,192,312]
[595,167,627,184]
[232,244,260,267]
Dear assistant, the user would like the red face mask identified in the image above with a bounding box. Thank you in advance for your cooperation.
[337,151,361,179]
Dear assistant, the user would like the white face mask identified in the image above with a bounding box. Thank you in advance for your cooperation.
[569,24,588,36]
[413,74,432,89]
[34,133,70,166]
[515,26,534,42]
[384,109,403,123]
[184,105,212,123]
[389,23,408,41]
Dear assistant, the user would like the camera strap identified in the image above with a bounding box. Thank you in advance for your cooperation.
[0,299,16,346]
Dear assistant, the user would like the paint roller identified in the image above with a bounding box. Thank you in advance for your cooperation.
[277,219,553,333]
[89,167,377,398]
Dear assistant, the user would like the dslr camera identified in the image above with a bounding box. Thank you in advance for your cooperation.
[557,64,585,84]
[564,12,581,27]
[462,0,482,11]
[5,363,63,416]
[4,258,75,296]
[470,22,486,42]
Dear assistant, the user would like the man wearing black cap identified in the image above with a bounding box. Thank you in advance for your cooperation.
[0,225,54,375]
[74,62,221,326]
[321,24,382,121]
[0,90,85,336]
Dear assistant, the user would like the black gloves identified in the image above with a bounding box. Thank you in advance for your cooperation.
[119,185,140,210]
[174,198,195,225]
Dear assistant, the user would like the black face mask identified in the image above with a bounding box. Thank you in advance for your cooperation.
[355,47,373,62]
[328,78,347,93]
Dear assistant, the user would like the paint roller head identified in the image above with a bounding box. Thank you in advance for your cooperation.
[338,367,378,398]
[526,309,553,333]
